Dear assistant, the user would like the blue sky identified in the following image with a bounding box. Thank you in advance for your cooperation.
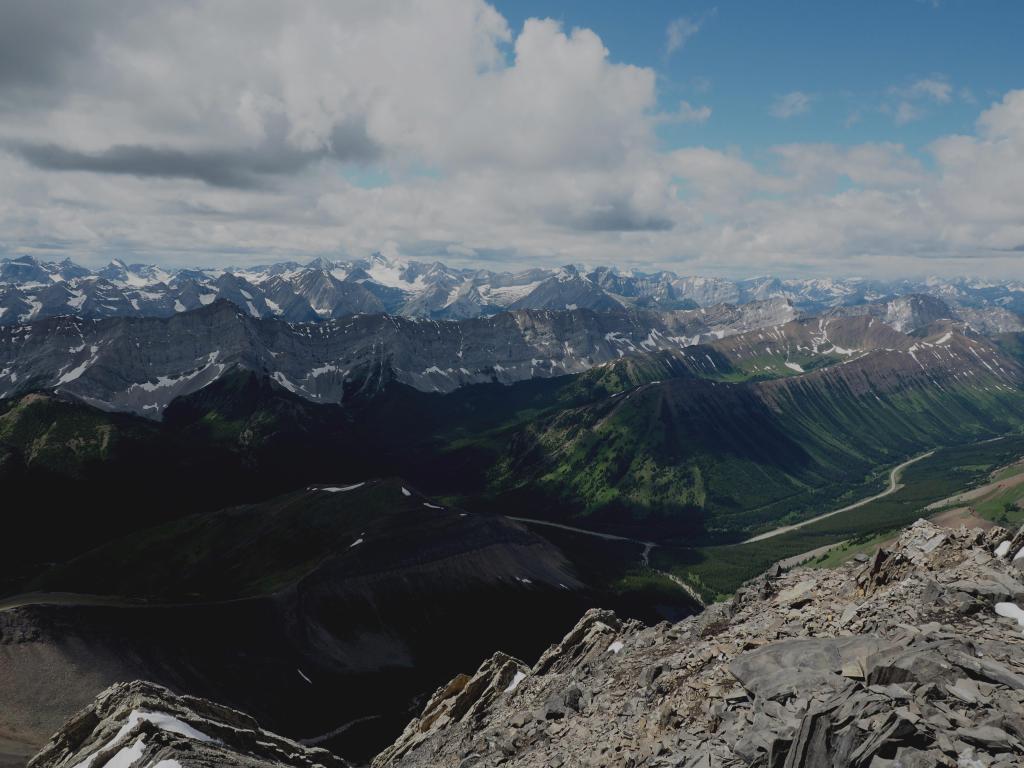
[0,0,1021,277]
[496,1,1020,156]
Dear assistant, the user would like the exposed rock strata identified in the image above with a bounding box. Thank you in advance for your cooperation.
[28,681,349,768]
[373,520,1024,767]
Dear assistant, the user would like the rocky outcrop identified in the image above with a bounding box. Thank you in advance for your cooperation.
[28,681,348,768]
[372,520,1024,767]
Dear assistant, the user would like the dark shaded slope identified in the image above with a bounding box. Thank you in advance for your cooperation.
[0,480,600,763]
[0,374,367,586]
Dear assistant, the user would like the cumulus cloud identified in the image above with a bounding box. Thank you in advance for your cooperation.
[770,92,813,119]
[771,143,925,189]
[886,76,956,124]
[0,1,1021,279]
[930,90,1024,246]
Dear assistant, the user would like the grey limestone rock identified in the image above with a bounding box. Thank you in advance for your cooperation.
[28,680,349,768]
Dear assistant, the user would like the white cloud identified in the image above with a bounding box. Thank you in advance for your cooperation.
[0,2,1021,279]
[666,17,701,56]
[770,92,813,119]
[930,90,1024,246]
[658,100,712,124]
[772,143,925,189]
[886,76,955,124]
[905,77,953,103]
[894,101,924,125]
[0,2,655,176]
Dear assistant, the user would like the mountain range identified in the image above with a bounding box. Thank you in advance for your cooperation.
[2,294,1021,552]
[3,253,1024,766]
[2,253,1024,326]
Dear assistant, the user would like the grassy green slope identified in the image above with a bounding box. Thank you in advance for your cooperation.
[469,357,1024,541]
[653,435,1024,600]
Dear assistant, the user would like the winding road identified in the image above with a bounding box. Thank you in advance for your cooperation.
[507,517,704,606]
[742,449,936,544]
[507,517,658,561]
[510,449,935,602]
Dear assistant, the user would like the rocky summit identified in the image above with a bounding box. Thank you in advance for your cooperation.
[370,520,1024,767]
[27,681,349,768]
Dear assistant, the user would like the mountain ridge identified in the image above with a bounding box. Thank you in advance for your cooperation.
[2,294,1019,419]
[2,252,1023,327]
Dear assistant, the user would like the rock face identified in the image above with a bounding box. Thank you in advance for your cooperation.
[7,291,1017,422]
[0,300,798,416]
[28,680,348,768]
[372,521,1024,767]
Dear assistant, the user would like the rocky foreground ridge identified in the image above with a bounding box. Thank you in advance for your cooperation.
[374,520,1024,768]
[27,680,349,768]
[27,519,1024,767]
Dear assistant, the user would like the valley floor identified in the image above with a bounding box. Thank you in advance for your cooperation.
[742,449,935,543]
[521,435,1024,603]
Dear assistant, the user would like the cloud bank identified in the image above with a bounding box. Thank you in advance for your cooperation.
[0,0,1021,278]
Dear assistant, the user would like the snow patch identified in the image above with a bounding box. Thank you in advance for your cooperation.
[607,640,624,654]
[505,671,527,692]
[321,483,365,493]
[56,345,100,385]
[995,602,1024,631]
[104,736,148,768]
[309,363,345,378]
[271,371,298,392]
[68,707,219,767]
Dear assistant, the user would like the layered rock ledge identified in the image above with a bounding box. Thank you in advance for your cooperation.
[373,520,1024,768]
[27,680,348,768]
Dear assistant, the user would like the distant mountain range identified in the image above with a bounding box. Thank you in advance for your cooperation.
[3,253,1024,763]
[2,291,1022,546]
[2,252,1023,326]
[1,285,1021,418]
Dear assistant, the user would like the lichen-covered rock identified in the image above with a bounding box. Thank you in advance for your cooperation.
[28,681,348,768]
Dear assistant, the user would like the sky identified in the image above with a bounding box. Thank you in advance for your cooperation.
[0,0,1022,279]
